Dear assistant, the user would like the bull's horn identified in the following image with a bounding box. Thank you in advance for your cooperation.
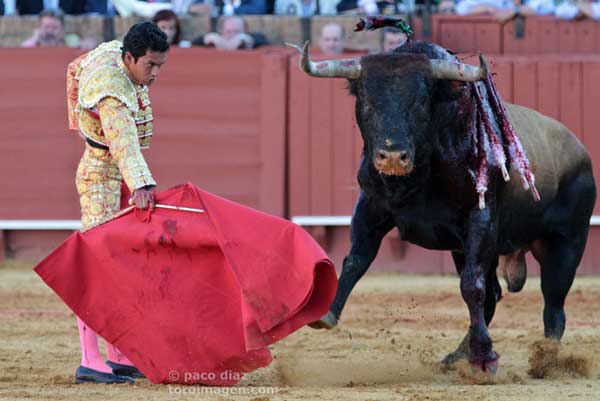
[285,41,362,79]
[430,54,489,82]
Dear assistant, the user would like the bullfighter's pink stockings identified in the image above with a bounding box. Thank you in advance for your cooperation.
[77,317,112,373]
[105,341,135,366]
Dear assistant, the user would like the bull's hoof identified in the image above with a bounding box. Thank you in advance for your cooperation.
[472,354,500,376]
[441,332,471,367]
[441,350,469,366]
[455,357,499,384]
[482,358,499,376]
[307,311,338,330]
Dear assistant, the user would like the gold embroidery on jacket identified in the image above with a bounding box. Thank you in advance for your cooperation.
[70,40,154,149]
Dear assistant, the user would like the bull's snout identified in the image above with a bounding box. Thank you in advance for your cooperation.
[374,149,413,176]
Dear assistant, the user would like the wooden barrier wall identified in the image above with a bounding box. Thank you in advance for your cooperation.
[0,48,83,220]
[0,47,288,218]
[431,15,600,55]
[3,46,600,273]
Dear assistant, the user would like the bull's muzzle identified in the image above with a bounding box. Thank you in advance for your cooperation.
[374,149,413,176]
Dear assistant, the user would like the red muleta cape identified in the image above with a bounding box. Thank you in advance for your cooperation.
[34,183,337,385]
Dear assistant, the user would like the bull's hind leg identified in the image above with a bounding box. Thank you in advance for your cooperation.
[536,172,595,339]
[442,253,501,365]
[537,239,581,340]
[535,231,590,339]
[309,192,394,329]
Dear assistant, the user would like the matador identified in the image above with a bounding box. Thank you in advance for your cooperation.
[66,21,169,384]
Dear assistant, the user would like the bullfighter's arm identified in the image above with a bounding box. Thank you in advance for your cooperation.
[98,97,156,191]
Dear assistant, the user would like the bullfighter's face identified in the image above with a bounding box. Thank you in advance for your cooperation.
[124,49,168,87]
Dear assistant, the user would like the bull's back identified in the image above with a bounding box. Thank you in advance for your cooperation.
[495,104,595,251]
[504,104,592,202]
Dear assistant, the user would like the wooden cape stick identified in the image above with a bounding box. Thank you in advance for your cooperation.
[81,204,205,233]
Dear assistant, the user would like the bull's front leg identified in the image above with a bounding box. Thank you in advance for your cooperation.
[460,205,499,373]
[442,253,501,366]
[309,192,394,329]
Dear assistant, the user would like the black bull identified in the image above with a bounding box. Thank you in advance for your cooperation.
[292,41,597,372]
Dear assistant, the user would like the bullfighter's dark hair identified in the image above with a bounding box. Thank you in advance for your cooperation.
[122,21,170,62]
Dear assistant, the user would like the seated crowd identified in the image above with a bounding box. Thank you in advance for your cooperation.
[7,1,407,53]
[3,0,600,53]
[0,0,382,17]
[4,0,600,19]
[439,0,600,21]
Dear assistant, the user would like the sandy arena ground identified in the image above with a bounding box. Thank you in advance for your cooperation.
[1,262,599,401]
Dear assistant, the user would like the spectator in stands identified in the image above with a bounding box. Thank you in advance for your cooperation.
[21,9,66,47]
[16,0,86,14]
[188,0,213,15]
[336,0,379,15]
[512,0,584,18]
[192,15,267,49]
[138,0,194,14]
[381,26,407,52]
[437,0,455,12]
[437,0,516,21]
[318,22,344,55]
[274,0,337,15]
[110,0,172,17]
[2,0,17,15]
[83,0,114,15]
[215,0,266,15]
[553,0,582,19]
[576,1,600,19]
[514,0,586,19]
[275,0,317,15]
[515,0,554,16]
[152,9,182,46]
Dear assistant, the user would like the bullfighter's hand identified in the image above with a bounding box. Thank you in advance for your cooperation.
[131,187,155,210]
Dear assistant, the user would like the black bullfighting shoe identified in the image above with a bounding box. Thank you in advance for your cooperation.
[106,360,146,379]
[75,366,134,384]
